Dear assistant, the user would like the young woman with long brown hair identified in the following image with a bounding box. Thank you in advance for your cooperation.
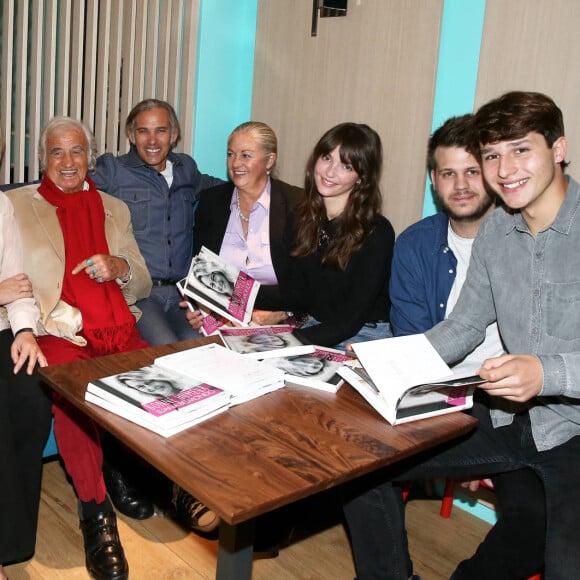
[257,122,395,349]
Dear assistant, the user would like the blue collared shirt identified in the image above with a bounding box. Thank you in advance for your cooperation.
[92,147,222,280]
[426,176,580,451]
[390,211,457,336]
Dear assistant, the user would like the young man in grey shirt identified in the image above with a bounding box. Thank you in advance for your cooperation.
[343,91,579,579]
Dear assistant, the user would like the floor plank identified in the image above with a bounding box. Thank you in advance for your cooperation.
[6,459,492,579]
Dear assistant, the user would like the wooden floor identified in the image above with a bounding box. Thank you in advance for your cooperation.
[6,459,492,579]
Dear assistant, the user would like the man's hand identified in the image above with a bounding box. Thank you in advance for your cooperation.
[11,331,47,375]
[72,255,129,283]
[0,273,33,305]
[478,354,543,402]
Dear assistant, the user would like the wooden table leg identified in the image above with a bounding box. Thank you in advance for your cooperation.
[216,519,255,580]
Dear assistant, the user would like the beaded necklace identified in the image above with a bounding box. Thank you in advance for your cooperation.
[236,194,250,222]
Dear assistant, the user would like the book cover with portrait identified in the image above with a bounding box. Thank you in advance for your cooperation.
[86,365,230,435]
[219,325,314,358]
[260,346,356,393]
[180,246,260,326]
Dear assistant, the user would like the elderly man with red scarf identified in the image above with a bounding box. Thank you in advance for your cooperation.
[7,117,152,580]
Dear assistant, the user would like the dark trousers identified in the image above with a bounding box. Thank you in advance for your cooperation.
[0,329,52,564]
[342,393,579,580]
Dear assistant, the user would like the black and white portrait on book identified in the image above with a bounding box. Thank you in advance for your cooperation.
[266,354,335,380]
[186,253,238,310]
[108,366,189,403]
[221,328,305,354]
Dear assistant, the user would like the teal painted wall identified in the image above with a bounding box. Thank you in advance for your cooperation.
[422,0,486,217]
[193,0,258,180]
[192,0,484,211]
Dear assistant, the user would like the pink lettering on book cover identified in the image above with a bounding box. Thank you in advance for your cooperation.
[142,384,224,417]
[201,312,229,336]
[312,348,355,363]
[227,272,255,320]
[446,385,469,406]
[223,325,294,337]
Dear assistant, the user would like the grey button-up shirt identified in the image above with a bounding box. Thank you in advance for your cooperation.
[426,176,580,451]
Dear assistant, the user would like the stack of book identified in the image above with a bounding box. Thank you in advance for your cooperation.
[86,367,230,438]
[85,343,286,437]
[154,343,285,405]
[219,325,355,393]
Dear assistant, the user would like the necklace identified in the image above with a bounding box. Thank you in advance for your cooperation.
[236,194,250,223]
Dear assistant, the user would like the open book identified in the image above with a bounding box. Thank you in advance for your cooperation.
[341,334,484,425]
[179,246,260,328]
[86,365,230,437]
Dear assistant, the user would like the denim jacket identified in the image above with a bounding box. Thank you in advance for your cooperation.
[92,147,222,280]
[390,211,457,336]
[426,176,580,451]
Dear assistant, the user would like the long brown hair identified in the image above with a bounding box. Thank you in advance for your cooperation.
[292,122,383,270]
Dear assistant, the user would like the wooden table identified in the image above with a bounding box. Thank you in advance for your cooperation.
[39,337,477,580]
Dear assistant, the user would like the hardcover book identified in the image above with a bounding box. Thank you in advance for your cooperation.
[341,334,483,424]
[85,365,231,437]
[153,343,286,405]
[218,325,313,358]
[177,278,230,337]
[179,246,260,327]
[260,346,356,393]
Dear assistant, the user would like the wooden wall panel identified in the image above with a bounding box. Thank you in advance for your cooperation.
[476,0,580,182]
[252,0,443,235]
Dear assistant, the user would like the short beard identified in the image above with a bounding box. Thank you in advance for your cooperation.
[442,192,496,223]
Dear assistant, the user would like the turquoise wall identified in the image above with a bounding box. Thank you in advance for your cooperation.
[193,0,258,180]
[193,0,486,213]
[422,0,486,216]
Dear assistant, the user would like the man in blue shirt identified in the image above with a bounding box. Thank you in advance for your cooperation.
[390,114,498,341]
[92,99,223,346]
[92,99,222,523]
[343,95,580,579]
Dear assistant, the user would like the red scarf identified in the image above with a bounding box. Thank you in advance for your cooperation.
[38,175,136,355]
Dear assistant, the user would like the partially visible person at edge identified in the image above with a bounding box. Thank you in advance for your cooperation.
[0,123,52,580]
[92,98,222,523]
[386,113,545,580]
[343,91,579,580]
[180,121,302,545]
[255,122,395,350]
[92,98,223,347]
[7,116,152,580]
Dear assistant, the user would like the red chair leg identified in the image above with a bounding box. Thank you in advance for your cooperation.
[401,481,411,502]
[440,478,456,518]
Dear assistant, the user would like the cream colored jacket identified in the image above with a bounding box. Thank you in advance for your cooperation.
[7,184,152,345]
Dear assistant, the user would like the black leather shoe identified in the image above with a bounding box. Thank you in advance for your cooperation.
[80,511,129,580]
[103,464,154,520]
